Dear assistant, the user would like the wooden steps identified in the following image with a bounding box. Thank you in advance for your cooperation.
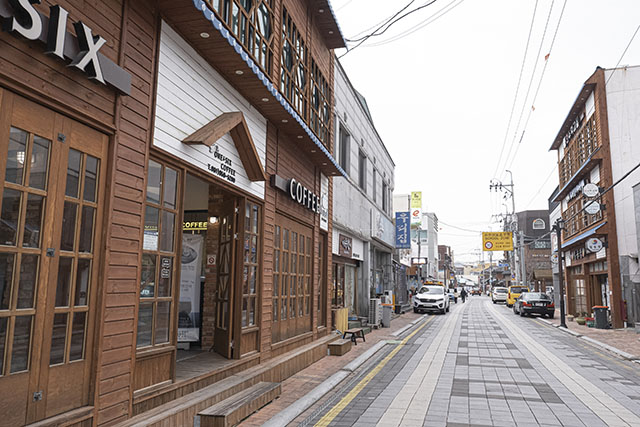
[198,382,280,427]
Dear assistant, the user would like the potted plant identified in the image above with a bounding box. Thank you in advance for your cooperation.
[575,312,587,325]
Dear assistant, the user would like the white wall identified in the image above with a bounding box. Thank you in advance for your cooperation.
[605,66,640,257]
[154,22,267,200]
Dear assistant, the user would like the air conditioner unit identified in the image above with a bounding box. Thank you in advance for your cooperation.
[368,298,382,325]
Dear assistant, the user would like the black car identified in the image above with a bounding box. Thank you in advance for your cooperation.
[513,292,555,318]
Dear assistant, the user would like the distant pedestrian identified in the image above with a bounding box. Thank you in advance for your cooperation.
[460,288,467,303]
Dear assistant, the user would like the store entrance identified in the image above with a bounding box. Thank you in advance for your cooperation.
[178,174,238,359]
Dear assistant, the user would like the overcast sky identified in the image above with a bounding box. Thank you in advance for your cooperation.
[332,0,640,262]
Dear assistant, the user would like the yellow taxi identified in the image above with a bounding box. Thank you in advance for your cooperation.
[506,285,530,307]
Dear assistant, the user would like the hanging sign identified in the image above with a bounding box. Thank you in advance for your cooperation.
[410,191,422,209]
[586,238,603,253]
[395,211,410,249]
[584,201,601,215]
[0,0,131,94]
[582,183,600,198]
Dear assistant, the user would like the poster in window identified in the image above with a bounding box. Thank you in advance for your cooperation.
[178,234,203,342]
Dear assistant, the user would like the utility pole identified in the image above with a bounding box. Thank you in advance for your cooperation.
[490,171,518,285]
[519,231,526,287]
[553,219,567,328]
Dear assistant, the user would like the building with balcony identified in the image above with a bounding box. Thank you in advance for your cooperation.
[332,60,396,318]
[550,66,640,328]
[0,0,347,424]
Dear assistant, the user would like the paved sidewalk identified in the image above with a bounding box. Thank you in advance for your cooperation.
[545,311,640,358]
[239,311,424,426]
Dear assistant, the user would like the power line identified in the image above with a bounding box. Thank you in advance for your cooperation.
[364,0,465,48]
[438,220,484,234]
[345,0,417,42]
[524,164,558,209]
[492,0,539,179]
[339,0,438,58]
[605,23,640,85]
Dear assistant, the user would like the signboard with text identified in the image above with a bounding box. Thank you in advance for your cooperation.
[482,232,514,251]
[395,212,410,249]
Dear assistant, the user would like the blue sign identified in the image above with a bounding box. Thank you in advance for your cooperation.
[395,212,411,249]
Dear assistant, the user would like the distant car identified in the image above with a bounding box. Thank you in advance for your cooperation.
[513,292,555,318]
[492,287,508,304]
[470,287,481,296]
[413,285,450,314]
[506,285,530,307]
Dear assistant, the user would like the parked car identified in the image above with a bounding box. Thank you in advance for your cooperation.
[447,288,458,304]
[413,285,450,314]
[506,285,530,307]
[492,287,508,304]
[513,292,555,318]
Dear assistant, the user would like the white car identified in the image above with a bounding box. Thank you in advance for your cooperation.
[413,286,450,314]
[492,287,508,304]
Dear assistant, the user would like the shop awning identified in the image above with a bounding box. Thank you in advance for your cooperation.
[183,112,267,182]
[561,222,606,249]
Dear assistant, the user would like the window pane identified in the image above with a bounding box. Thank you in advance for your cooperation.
[0,317,6,374]
[11,315,32,372]
[243,266,249,295]
[17,254,38,309]
[158,257,172,297]
[23,194,44,248]
[74,259,91,306]
[251,235,257,263]
[244,235,250,263]
[155,301,170,344]
[69,312,86,361]
[248,297,255,326]
[60,201,78,251]
[6,127,27,185]
[273,299,278,322]
[49,313,67,365]
[136,302,153,347]
[274,250,279,273]
[249,265,257,294]
[55,257,73,307]
[252,205,259,234]
[275,226,280,248]
[0,188,21,246]
[140,254,156,297]
[245,203,251,232]
[146,160,161,204]
[83,156,99,202]
[0,253,15,310]
[29,136,50,190]
[78,206,95,253]
[242,298,247,328]
[163,167,178,209]
[65,149,82,198]
[160,211,175,252]
[143,206,159,251]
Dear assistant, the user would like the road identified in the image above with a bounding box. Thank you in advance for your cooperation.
[295,297,640,427]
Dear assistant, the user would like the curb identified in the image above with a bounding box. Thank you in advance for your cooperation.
[537,319,640,360]
[262,316,427,426]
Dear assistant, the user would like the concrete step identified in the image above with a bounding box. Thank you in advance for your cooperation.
[198,382,281,427]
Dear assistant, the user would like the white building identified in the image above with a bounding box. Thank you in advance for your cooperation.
[333,60,395,318]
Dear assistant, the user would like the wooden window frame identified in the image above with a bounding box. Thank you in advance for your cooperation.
[241,201,260,329]
[310,59,331,146]
[280,7,308,120]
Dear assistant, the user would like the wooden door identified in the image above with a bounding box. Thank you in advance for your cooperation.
[214,200,238,358]
[0,90,107,425]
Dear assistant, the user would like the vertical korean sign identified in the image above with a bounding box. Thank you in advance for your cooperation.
[395,212,411,249]
[410,191,422,227]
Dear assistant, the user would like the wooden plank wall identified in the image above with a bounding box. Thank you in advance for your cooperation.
[95,0,159,425]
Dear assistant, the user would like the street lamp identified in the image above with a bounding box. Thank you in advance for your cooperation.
[552,218,567,328]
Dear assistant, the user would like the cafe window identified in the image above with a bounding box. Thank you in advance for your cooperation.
[337,125,350,174]
[242,202,260,328]
[280,7,308,118]
[206,0,275,73]
[310,59,331,146]
[137,159,180,348]
[358,150,367,192]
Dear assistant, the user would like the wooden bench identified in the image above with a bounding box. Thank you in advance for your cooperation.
[198,382,281,427]
[328,339,352,356]
[342,328,365,345]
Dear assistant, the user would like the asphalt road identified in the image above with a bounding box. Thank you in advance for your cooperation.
[296,296,640,427]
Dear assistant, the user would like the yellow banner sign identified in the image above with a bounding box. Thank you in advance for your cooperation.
[410,191,422,209]
[482,232,513,251]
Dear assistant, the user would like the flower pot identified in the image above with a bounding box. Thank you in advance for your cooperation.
[576,317,586,326]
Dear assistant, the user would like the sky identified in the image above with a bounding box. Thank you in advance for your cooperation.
[331,0,640,262]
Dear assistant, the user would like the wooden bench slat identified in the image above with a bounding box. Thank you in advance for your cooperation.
[198,382,281,426]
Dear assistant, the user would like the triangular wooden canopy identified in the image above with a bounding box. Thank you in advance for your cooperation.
[182,112,266,182]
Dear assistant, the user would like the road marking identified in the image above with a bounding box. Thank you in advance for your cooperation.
[313,315,436,427]
[489,301,640,427]
[376,304,463,426]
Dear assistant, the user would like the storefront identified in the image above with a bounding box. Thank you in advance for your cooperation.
[331,231,364,316]
[564,235,610,316]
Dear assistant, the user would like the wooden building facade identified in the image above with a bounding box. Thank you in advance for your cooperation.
[0,0,345,425]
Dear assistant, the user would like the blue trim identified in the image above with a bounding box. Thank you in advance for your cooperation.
[561,222,605,249]
[325,0,347,47]
[192,0,347,178]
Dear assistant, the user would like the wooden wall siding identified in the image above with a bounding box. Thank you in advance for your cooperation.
[154,22,267,200]
[0,0,122,128]
[95,1,159,425]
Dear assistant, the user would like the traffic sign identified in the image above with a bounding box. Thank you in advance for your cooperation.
[482,232,513,251]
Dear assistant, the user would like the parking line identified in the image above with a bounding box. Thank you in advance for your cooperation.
[313,315,436,427]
